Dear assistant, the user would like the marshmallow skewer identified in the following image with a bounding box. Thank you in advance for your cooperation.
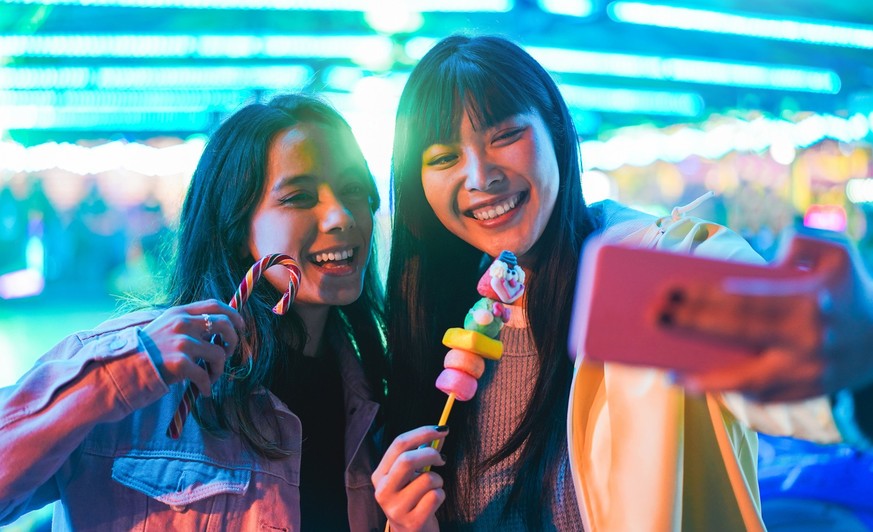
[166,254,302,439]
[425,250,526,461]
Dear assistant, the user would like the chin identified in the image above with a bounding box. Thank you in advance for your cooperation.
[327,287,366,307]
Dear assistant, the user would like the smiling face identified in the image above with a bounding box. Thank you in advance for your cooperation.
[248,122,374,311]
[420,110,559,264]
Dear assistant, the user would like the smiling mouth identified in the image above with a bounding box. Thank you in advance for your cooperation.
[466,192,527,221]
[310,247,356,266]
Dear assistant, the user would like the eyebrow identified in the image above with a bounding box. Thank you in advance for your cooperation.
[271,166,368,193]
[271,174,315,193]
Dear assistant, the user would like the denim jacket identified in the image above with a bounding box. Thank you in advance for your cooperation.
[0,310,383,531]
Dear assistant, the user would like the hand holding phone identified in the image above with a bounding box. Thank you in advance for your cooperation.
[569,230,849,372]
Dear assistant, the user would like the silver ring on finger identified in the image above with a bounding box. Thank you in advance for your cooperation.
[202,313,213,336]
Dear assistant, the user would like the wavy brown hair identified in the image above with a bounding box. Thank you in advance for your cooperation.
[166,94,387,458]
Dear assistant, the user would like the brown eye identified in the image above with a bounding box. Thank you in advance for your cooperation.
[281,191,317,208]
[427,153,458,166]
[493,127,525,145]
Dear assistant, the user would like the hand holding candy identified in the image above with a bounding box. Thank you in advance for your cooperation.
[166,254,301,439]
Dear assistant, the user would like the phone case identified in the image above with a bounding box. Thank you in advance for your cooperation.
[569,235,829,371]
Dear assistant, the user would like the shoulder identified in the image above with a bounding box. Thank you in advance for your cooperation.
[589,199,657,228]
[588,200,658,242]
[589,199,762,263]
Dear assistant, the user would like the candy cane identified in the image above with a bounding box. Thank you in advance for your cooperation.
[166,254,301,439]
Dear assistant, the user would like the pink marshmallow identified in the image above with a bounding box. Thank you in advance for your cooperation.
[436,368,479,401]
[444,348,486,379]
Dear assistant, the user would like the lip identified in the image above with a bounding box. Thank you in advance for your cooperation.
[463,191,528,227]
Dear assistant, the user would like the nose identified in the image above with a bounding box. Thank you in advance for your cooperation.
[319,185,356,233]
[463,150,504,192]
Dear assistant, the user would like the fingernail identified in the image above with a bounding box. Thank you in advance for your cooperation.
[435,425,449,432]
[668,289,685,304]
[658,311,674,326]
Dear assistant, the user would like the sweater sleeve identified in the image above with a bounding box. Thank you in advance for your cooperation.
[0,321,169,524]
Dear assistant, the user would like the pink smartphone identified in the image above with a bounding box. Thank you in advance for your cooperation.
[568,233,839,371]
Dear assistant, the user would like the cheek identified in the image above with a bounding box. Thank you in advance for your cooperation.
[423,186,457,231]
[533,153,560,209]
[248,213,284,256]
[263,268,296,296]
[248,211,309,263]
[357,211,375,256]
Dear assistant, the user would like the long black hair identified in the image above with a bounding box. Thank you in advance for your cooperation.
[166,93,387,458]
[385,35,597,526]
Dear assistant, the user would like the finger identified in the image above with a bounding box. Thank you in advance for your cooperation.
[779,230,851,278]
[380,471,444,528]
[403,470,444,504]
[374,426,448,480]
[407,487,446,527]
[184,337,228,388]
[656,283,819,347]
[393,472,444,520]
[178,354,214,397]
[209,314,240,355]
[184,299,246,331]
[384,447,445,495]
[204,338,229,382]
[678,347,823,400]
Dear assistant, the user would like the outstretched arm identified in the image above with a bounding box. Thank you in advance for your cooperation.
[0,299,243,524]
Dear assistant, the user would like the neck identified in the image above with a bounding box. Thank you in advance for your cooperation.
[294,303,331,357]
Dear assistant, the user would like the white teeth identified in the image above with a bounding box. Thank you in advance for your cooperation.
[472,195,520,221]
[314,249,354,263]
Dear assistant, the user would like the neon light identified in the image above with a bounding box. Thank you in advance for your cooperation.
[527,46,840,93]
[538,0,593,17]
[580,113,870,171]
[0,138,207,175]
[97,66,310,88]
[0,269,45,300]
[405,37,840,93]
[0,34,392,60]
[0,0,511,11]
[847,178,873,204]
[0,89,265,107]
[0,66,311,89]
[560,84,703,116]
[609,2,873,49]
[803,205,847,232]
[0,67,91,89]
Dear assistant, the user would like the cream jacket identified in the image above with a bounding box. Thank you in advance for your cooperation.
[568,200,841,531]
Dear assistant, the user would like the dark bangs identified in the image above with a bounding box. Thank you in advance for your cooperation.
[406,44,551,156]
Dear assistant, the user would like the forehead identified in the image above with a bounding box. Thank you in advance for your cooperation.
[268,122,364,174]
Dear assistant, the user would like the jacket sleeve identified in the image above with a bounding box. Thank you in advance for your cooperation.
[652,214,843,443]
[0,323,169,524]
